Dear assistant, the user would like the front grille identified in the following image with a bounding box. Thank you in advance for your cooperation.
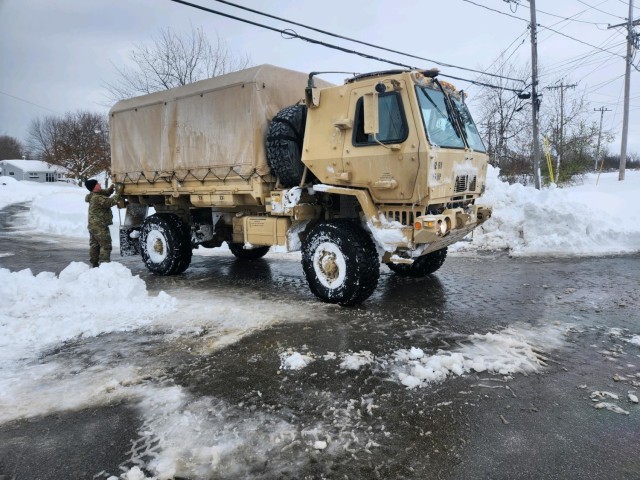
[381,209,418,226]
[455,175,477,192]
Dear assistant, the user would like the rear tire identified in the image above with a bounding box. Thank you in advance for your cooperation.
[140,213,192,275]
[266,104,309,187]
[386,247,447,278]
[228,242,270,260]
[302,220,379,306]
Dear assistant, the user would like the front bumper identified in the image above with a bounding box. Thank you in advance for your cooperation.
[374,205,492,262]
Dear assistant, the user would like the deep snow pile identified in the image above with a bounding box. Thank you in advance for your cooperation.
[0,262,175,363]
[457,167,640,256]
[0,176,121,245]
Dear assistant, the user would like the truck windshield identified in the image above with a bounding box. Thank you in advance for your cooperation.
[451,98,486,152]
[416,86,465,149]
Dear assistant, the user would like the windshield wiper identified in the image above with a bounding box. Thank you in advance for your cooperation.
[434,80,465,142]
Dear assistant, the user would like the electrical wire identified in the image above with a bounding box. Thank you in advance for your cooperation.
[483,28,530,74]
[169,0,528,92]
[538,23,625,57]
[210,0,526,84]
[462,0,529,23]
[525,4,610,26]
[0,90,59,114]
[616,0,640,10]
[574,0,627,20]
[170,0,414,68]
[539,41,626,78]
[463,0,625,58]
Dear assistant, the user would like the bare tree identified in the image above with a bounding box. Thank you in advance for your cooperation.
[27,111,110,184]
[0,135,25,160]
[541,86,613,183]
[471,59,531,176]
[105,26,251,102]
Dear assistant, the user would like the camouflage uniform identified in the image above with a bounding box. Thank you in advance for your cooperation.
[85,185,120,267]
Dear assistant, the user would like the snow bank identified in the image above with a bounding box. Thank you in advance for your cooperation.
[0,262,175,363]
[0,176,121,244]
[455,167,640,256]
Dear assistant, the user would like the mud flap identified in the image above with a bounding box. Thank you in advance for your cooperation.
[119,227,141,257]
[119,203,148,257]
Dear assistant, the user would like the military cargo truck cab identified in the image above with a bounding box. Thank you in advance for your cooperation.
[111,65,491,305]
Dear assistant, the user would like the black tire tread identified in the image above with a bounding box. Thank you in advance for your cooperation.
[386,247,447,278]
[266,104,308,187]
[302,219,379,306]
[228,242,270,260]
[140,213,192,275]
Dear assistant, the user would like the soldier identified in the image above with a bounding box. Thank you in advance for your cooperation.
[84,179,121,267]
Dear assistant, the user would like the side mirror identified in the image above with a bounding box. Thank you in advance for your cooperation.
[363,92,379,136]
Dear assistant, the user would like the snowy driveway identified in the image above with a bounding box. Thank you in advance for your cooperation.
[1,203,639,479]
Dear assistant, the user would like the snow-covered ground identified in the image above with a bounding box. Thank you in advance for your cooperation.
[2,167,639,256]
[1,170,639,479]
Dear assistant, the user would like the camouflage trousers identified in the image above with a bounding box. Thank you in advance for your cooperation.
[88,225,112,267]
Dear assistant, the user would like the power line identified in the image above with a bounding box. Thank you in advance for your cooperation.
[464,0,625,58]
[538,24,623,57]
[0,90,59,114]
[168,0,528,92]
[540,42,626,79]
[616,0,640,9]
[575,0,627,20]
[541,33,623,69]
[527,4,609,26]
[211,0,525,84]
[462,0,529,23]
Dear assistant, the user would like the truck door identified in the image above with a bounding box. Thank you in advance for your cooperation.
[342,81,420,202]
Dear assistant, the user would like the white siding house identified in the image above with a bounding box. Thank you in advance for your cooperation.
[0,159,68,183]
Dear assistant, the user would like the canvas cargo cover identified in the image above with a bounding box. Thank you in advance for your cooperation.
[110,64,330,183]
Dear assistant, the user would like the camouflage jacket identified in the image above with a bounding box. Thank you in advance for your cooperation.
[85,185,120,229]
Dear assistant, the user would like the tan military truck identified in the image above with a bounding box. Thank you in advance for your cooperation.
[110,64,491,305]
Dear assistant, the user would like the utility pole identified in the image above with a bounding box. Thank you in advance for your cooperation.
[594,106,611,171]
[529,0,542,189]
[608,0,638,181]
[547,82,577,183]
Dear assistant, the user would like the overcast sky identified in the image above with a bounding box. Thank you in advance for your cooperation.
[0,0,638,156]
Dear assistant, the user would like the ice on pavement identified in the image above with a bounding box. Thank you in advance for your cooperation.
[280,350,314,370]
[281,324,567,389]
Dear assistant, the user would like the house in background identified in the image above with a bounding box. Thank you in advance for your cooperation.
[0,159,69,183]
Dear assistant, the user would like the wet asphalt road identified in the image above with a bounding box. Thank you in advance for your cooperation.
[1,202,639,480]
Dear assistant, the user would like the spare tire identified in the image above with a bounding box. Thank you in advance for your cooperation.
[266,104,309,187]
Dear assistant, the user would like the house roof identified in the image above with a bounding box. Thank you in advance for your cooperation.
[0,159,63,172]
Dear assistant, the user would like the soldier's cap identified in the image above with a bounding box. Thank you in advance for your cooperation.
[85,179,98,191]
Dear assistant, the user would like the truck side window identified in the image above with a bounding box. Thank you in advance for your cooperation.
[353,92,408,146]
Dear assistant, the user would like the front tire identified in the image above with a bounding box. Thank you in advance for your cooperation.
[228,242,270,260]
[386,247,447,278]
[302,220,380,306]
[140,213,192,275]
